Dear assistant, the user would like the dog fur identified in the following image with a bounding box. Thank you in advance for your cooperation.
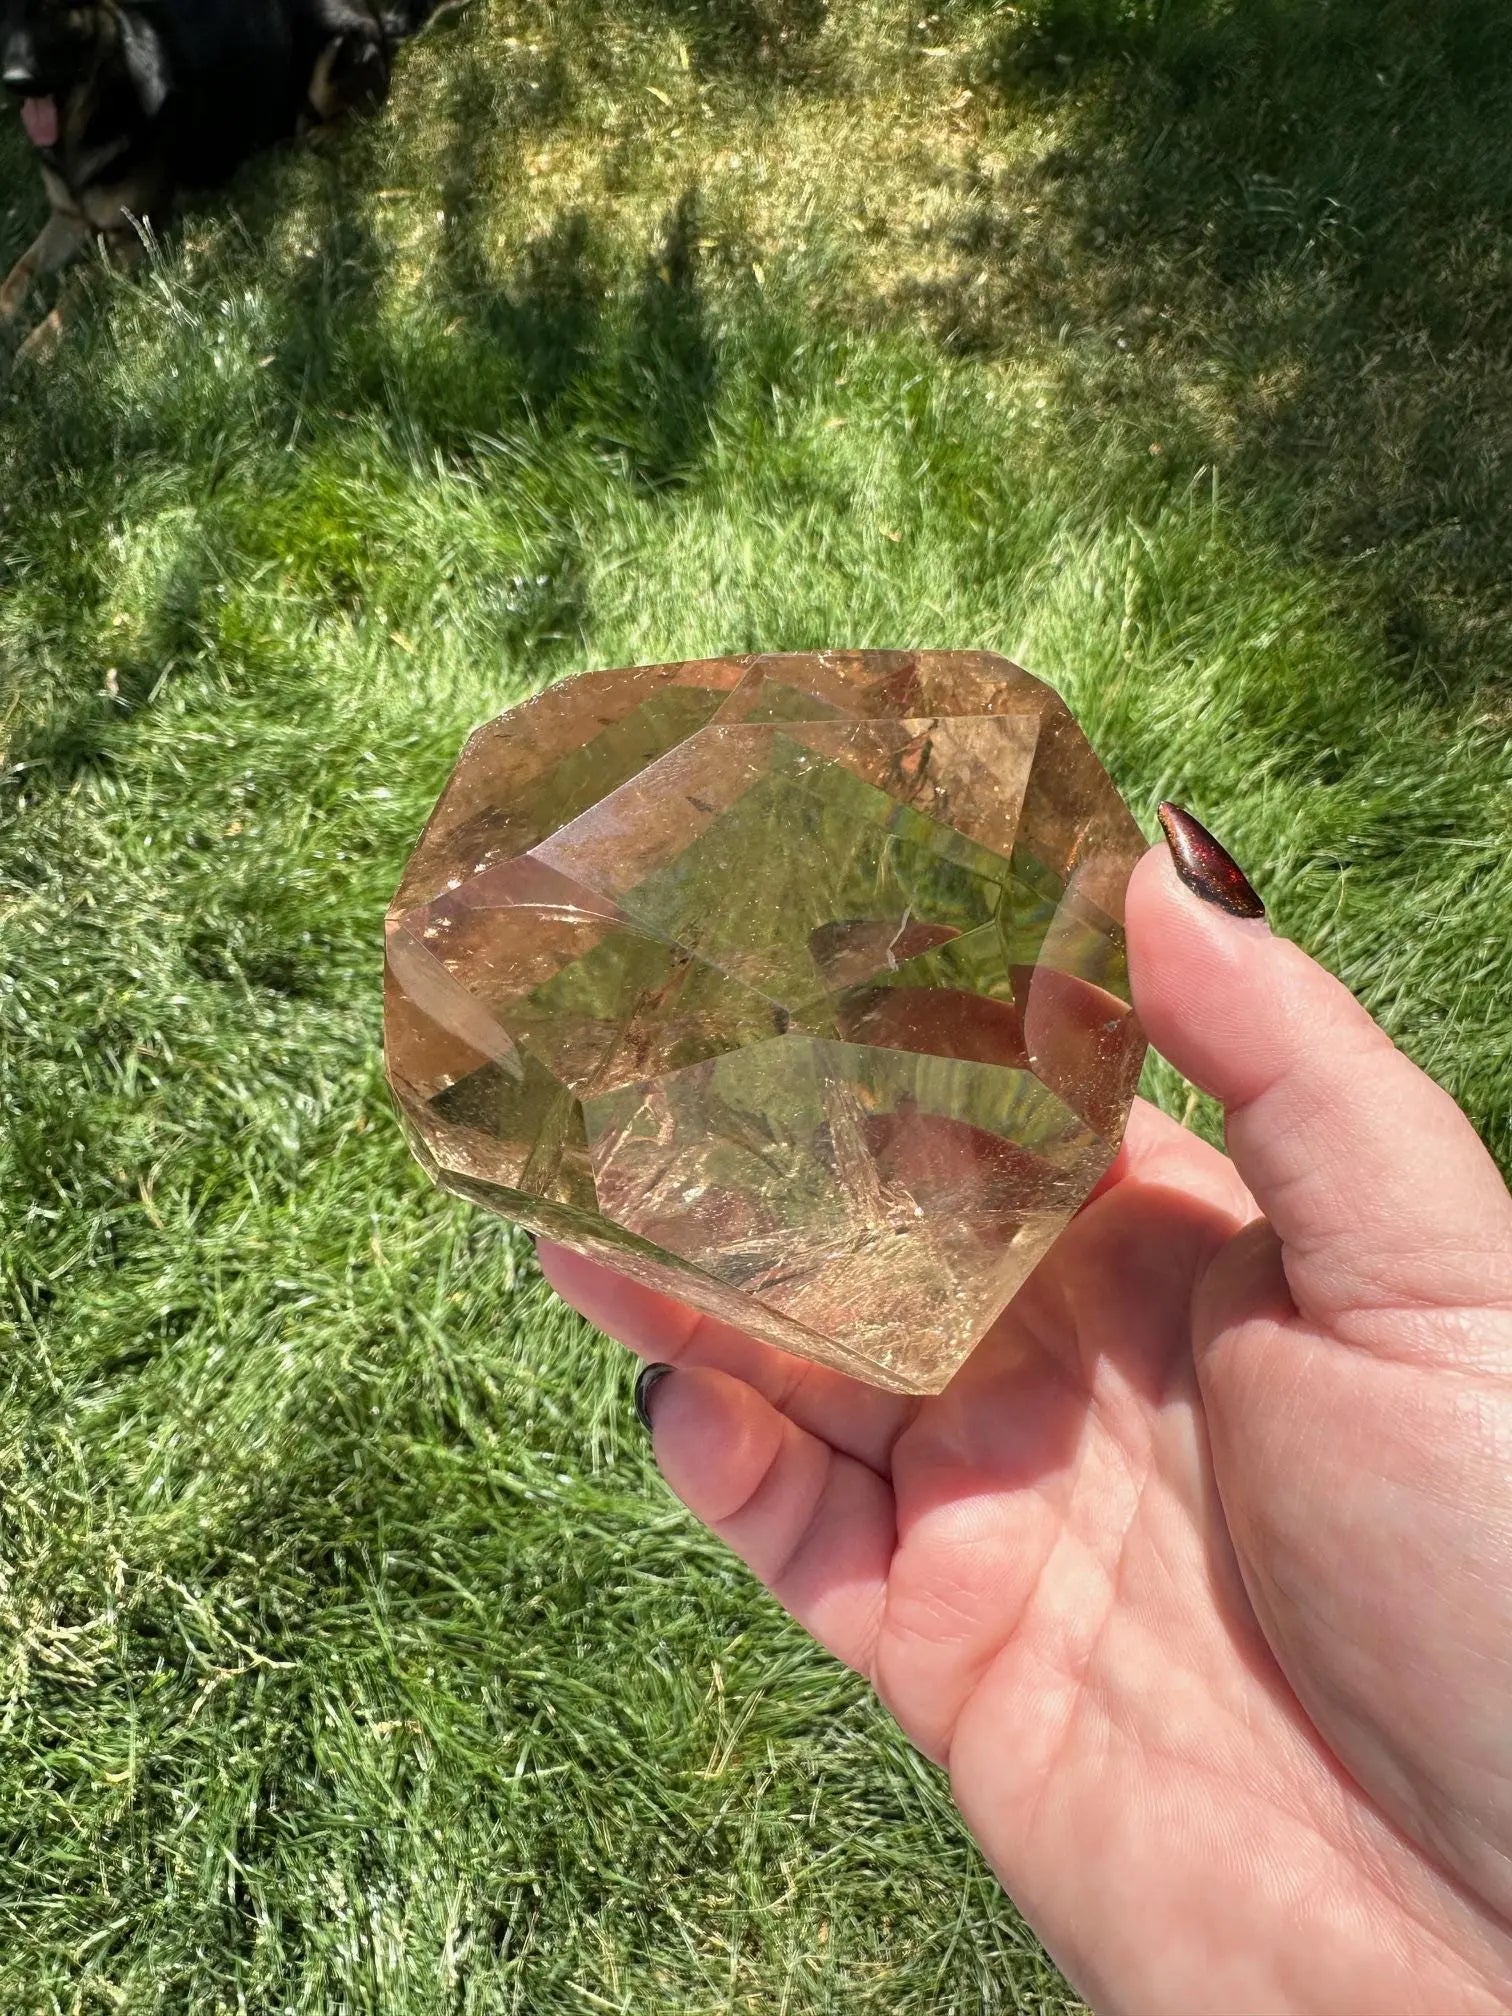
[0,0,437,358]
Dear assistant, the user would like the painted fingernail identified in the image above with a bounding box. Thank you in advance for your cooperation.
[1157,802,1266,921]
[633,1362,674,1432]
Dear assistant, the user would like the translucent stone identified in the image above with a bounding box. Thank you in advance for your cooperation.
[384,652,1147,1393]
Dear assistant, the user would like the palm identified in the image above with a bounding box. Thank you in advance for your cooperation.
[867,1102,1408,2012]
[874,1099,1248,1769]
[543,1098,1512,2012]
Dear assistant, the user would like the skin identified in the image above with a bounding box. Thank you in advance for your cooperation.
[540,845,1512,2015]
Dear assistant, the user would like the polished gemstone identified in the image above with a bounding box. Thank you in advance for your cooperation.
[384,652,1147,1394]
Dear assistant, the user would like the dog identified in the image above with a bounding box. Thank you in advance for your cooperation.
[0,0,439,359]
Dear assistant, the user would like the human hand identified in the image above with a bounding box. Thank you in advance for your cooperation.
[539,809,1512,2015]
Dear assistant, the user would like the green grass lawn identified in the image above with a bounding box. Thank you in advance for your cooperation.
[3,0,1511,2004]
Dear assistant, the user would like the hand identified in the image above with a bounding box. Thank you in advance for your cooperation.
[540,816,1512,2015]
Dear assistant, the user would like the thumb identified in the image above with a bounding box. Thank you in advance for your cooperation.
[1126,808,1512,1347]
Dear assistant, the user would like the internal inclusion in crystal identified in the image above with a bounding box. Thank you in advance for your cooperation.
[384,652,1147,1394]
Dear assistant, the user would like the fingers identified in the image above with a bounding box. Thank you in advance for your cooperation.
[637,1365,895,1677]
[1126,842,1512,1342]
[536,1241,918,1474]
[539,1243,900,1674]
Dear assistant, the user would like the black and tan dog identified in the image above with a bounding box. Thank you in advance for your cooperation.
[0,0,439,359]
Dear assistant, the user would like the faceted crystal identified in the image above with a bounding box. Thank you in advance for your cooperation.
[384,652,1147,1394]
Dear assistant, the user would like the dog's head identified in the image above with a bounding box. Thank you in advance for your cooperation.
[2,1,168,146]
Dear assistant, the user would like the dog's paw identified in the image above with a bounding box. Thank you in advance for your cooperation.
[14,309,65,367]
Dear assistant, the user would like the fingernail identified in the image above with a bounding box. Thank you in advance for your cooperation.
[633,1362,674,1432]
[1157,802,1266,921]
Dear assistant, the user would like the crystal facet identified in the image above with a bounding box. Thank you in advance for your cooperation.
[384,652,1147,1394]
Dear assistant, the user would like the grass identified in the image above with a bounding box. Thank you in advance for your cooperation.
[2,0,1511,2004]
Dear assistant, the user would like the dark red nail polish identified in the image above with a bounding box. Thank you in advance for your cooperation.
[1157,803,1266,921]
[634,1362,674,1432]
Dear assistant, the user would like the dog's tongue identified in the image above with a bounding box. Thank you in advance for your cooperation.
[22,96,59,148]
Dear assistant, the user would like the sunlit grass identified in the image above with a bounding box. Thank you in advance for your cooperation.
[2,0,1510,2005]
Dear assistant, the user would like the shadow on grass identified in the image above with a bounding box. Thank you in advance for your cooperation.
[424,35,720,483]
[912,0,1512,697]
[0,14,730,800]
[643,0,830,80]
